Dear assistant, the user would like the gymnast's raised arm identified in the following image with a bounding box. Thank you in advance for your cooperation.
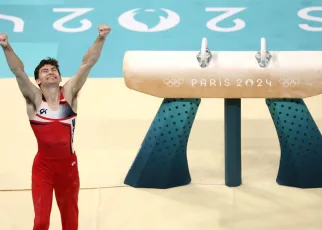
[63,24,111,99]
[0,33,40,104]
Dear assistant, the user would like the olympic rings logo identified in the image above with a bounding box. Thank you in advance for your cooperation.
[163,78,184,87]
[279,78,300,88]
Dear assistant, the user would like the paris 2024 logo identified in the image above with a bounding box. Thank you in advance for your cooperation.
[118,8,180,32]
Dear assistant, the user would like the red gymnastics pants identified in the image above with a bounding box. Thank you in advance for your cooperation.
[31,152,80,230]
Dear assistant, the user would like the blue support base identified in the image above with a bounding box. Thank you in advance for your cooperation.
[224,99,242,187]
[124,98,201,189]
[266,98,322,188]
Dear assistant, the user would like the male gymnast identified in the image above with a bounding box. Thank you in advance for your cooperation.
[0,24,111,230]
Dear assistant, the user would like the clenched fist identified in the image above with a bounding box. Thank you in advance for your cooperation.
[98,24,111,38]
[0,34,8,48]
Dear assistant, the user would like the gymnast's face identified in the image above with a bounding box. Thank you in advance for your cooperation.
[36,64,62,86]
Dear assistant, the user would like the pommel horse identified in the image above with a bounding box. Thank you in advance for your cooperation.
[122,37,322,189]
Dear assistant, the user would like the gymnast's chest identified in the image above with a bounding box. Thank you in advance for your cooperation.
[36,101,75,119]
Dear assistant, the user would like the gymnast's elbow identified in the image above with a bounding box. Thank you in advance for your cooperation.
[82,55,100,67]
[79,61,95,72]
[13,68,27,79]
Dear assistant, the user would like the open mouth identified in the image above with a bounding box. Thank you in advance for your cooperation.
[46,76,57,80]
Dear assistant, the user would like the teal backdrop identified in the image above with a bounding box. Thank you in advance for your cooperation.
[0,0,322,78]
